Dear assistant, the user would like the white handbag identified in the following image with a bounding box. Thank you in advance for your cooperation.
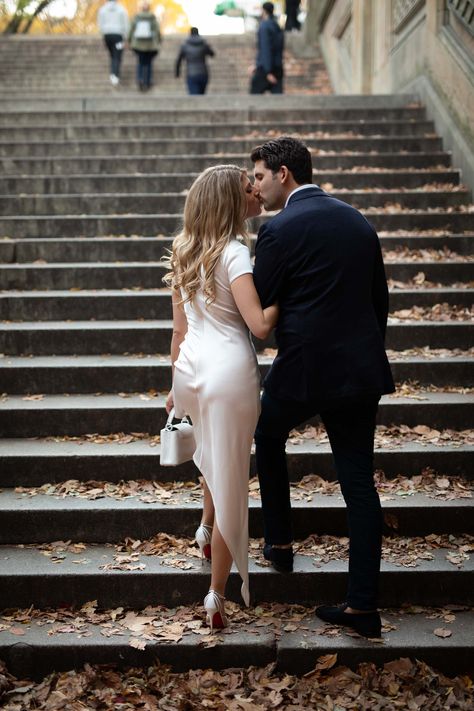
[160,407,195,466]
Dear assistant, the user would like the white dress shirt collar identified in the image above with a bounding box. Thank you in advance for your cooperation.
[284,184,316,208]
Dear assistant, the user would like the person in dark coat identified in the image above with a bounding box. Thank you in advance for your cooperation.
[175,27,215,95]
[250,137,395,638]
[250,2,284,94]
[285,0,301,31]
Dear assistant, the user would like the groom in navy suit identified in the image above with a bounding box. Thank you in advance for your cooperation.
[251,137,394,638]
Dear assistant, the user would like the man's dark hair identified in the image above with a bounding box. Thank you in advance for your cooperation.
[262,2,274,15]
[190,27,199,35]
[250,137,313,185]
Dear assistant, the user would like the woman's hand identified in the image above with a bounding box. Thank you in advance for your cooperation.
[264,303,279,330]
[165,390,174,414]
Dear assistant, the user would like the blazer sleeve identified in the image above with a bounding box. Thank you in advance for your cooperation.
[175,46,184,77]
[372,235,389,340]
[259,24,273,74]
[253,223,287,308]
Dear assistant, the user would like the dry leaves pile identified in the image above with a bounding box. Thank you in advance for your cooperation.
[13,470,472,504]
[263,346,474,361]
[24,530,474,571]
[36,422,474,450]
[390,303,473,321]
[383,246,473,262]
[325,183,468,194]
[379,227,470,234]
[374,468,473,501]
[364,203,474,214]
[385,346,474,360]
[294,533,474,569]
[288,423,474,449]
[0,601,315,649]
[0,656,472,710]
[388,274,472,289]
[43,432,162,446]
[389,380,473,396]
[15,479,201,504]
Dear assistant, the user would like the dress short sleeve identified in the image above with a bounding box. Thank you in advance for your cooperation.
[223,240,253,284]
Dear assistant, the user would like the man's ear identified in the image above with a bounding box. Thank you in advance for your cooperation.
[279,165,291,184]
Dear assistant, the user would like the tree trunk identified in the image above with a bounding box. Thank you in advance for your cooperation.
[21,0,54,33]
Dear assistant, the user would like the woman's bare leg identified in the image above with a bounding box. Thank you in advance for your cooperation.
[201,477,215,527]
[210,524,233,596]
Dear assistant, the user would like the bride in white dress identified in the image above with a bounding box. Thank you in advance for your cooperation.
[164,165,278,629]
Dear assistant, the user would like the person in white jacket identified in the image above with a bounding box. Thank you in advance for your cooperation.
[98,0,130,86]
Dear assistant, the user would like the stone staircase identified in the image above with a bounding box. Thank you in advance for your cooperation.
[0,33,331,96]
[0,34,473,681]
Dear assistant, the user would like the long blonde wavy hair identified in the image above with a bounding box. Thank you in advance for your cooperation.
[163,165,249,305]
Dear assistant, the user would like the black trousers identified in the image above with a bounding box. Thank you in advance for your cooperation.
[285,0,301,30]
[250,66,283,94]
[255,389,382,610]
[104,34,123,77]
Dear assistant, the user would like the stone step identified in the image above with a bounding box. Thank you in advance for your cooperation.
[1,607,472,679]
[0,136,444,158]
[0,169,462,195]
[0,120,436,141]
[0,392,472,437]
[2,210,472,239]
[1,189,470,216]
[1,83,325,96]
[1,234,472,263]
[0,545,471,609]
[0,489,471,543]
[1,261,471,290]
[1,152,452,177]
[1,289,471,323]
[1,437,471,487]
[1,353,472,393]
[0,107,427,126]
[0,93,420,113]
[1,320,471,354]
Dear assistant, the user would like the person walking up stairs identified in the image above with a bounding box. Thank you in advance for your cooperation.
[97,0,129,86]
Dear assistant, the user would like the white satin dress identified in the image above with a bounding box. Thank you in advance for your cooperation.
[173,239,261,606]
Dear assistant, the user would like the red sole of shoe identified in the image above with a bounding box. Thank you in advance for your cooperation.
[203,544,211,561]
[210,612,225,629]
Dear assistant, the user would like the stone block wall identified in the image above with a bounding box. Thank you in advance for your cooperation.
[307,0,474,190]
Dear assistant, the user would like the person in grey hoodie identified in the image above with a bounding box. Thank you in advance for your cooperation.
[97,0,129,86]
[175,27,215,95]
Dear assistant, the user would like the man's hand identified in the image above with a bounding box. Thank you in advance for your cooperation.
[266,73,277,84]
[165,390,174,414]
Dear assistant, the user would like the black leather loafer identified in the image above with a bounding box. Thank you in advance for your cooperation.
[263,543,294,572]
[315,603,382,638]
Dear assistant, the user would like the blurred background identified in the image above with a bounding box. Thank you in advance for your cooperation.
[0,0,306,35]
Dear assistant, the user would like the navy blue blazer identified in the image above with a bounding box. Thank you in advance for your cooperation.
[253,186,395,404]
[256,17,284,74]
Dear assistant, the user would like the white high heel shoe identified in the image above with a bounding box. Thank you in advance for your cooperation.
[204,589,227,630]
[195,523,212,564]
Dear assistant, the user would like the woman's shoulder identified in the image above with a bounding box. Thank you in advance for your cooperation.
[223,238,250,258]
[221,239,252,281]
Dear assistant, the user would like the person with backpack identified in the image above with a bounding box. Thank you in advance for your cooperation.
[175,27,215,95]
[129,1,161,92]
[250,2,284,94]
